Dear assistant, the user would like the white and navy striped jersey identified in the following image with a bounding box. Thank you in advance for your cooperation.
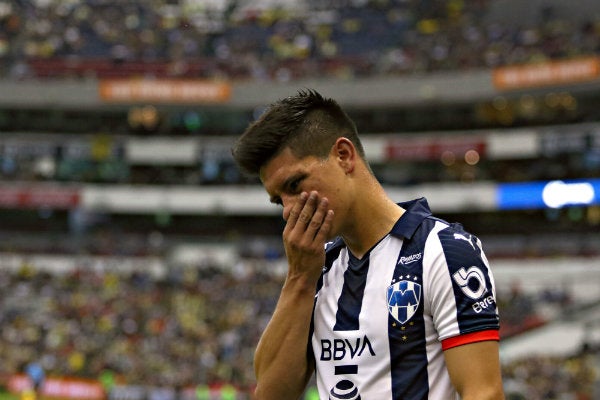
[310,197,500,400]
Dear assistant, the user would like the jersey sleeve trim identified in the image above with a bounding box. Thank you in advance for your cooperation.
[441,329,500,351]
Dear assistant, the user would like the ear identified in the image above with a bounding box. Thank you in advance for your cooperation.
[332,137,356,174]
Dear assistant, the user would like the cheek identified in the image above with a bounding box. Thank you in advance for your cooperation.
[325,200,341,236]
[326,187,351,235]
[324,184,345,212]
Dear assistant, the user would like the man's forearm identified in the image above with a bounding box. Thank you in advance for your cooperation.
[254,275,317,400]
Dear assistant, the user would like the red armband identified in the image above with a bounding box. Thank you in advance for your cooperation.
[441,329,500,351]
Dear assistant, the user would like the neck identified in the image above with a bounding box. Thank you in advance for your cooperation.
[342,183,404,259]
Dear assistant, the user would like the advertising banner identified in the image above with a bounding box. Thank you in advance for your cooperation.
[99,80,231,104]
[493,57,600,90]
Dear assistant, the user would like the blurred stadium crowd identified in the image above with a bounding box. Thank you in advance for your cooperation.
[0,0,598,80]
[0,257,596,399]
[0,0,599,399]
[0,263,272,397]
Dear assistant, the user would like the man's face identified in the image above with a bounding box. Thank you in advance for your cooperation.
[260,147,345,238]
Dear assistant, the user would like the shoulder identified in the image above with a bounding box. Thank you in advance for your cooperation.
[433,220,484,260]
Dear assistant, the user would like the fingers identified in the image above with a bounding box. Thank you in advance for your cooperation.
[297,191,317,228]
[282,192,333,282]
[285,191,309,228]
[314,208,334,243]
[285,191,332,242]
[305,196,331,239]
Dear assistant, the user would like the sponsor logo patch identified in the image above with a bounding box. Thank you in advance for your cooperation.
[452,266,486,299]
[397,252,422,265]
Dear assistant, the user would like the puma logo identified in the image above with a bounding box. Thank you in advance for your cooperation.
[453,233,475,250]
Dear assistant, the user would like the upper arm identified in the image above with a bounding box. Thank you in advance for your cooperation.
[443,340,505,400]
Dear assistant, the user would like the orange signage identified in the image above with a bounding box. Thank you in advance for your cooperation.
[493,57,600,90]
[99,79,232,104]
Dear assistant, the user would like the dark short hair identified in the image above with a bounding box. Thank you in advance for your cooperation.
[231,89,365,175]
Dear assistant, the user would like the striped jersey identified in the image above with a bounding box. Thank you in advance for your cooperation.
[310,197,500,400]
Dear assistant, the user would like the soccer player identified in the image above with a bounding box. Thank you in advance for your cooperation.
[232,89,504,400]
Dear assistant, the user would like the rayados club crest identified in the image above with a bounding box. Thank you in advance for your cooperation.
[387,279,422,325]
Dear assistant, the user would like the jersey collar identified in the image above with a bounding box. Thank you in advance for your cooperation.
[390,197,432,239]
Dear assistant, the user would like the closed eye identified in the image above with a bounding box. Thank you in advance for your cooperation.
[268,172,307,206]
[285,173,306,194]
[288,177,301,193]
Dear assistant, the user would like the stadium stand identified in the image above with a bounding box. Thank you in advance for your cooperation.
[0,0,599,399]
[0,0,598,80]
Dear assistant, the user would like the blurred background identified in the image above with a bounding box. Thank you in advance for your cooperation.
[0,0,599,399]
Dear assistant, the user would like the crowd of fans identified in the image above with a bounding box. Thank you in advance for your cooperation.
[0,254,596,398]
[0,260,279,395]
[502,352,599,400]
[0,0,598,80]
